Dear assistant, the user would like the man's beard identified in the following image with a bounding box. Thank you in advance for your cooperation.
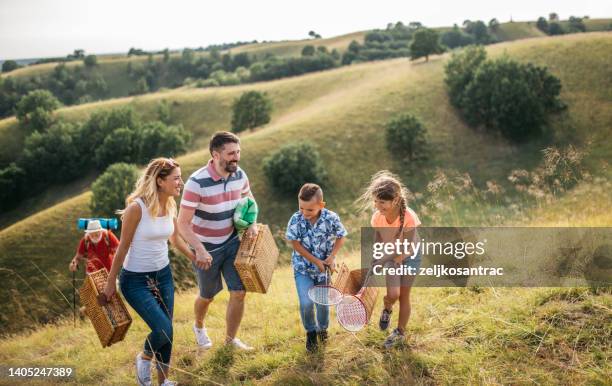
[223,160,238,173]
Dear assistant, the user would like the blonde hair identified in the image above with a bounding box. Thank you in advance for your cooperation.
[356,170,410,237]
[119,157,180,219]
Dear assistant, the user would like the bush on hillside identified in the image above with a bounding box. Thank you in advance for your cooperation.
[0,163,25,211]
[16,89,61,130]
[446,49,565,141]
[19,122,82,184]
[441,26,475,49]
[83,55,98,67]
[2,60,19,73]
[444,45,487,108]
[263,143,327,195]
[385,114,428,161]
[410,28,444,61]
[231,91,272,132]
[90,163,140,218]
[94,127,138,169]
[137,121,192,163]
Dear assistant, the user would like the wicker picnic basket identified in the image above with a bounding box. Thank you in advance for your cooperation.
[79,268,132,348]
[333,263,379,319]
[234,224,279,293]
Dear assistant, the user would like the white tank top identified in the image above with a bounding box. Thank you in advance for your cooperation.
[123,198,174,272]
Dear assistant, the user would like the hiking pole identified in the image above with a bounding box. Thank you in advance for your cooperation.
[73,265,76,327]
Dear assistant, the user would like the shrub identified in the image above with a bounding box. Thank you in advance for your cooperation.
[19,122,82,183]
[0,163,25,211]
[94,127,138,169]
[90,163,140,218]
[15,89,61,130]
[444,45,487,108]
[461,57,564,141]
[385,114,428,161]
[231,90,272,132]
[1,60,19,73]
[83,55,98,67]
[137,122,192,163]
[263,143,327,195]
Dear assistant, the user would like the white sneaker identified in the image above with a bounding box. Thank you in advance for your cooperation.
[135,353,152,386]
[160,380,177,386]
[227,337,254,351]
[383,328,406,349]
[193,324,213,349]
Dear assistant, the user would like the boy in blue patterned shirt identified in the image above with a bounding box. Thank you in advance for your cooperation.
[286,183,347,352]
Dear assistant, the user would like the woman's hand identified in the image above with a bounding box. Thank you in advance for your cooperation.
[393,255,404,265]
[102,279,116,301]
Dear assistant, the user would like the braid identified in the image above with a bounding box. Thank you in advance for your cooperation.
[396,196,406,238]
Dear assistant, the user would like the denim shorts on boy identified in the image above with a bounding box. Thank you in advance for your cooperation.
[191,235,244,298]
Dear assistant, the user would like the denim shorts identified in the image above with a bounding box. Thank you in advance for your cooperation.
[384,250,423,287]
[192,236,244,299]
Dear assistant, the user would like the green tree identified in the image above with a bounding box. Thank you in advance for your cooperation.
[15,89,61,130]
[536,17,549,33]
[0,163,25,211]
[231,90,272,132]
[548,22,564,35]
[410,28,443,61]
[263,143,327,195]
[83,55,97,67]
[20,122,82,183]
[444,45,487,108]
[94,127,138,169]
[130,77,149,95]
[301,45,315,56]
[488,18,500,32]
[461,58,564,141]
[568,16,586,32]
[385,114,428,161]
[2,60,19,73]
[90,163,140,218]
[137,122,192,163]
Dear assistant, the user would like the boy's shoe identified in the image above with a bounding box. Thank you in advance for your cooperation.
[306,331,318,352]
[379,308,392,331]
[317,329,328,344]
[193,324,213,349]
[135,353,152,386]
[227,337,254,351]
[160,380,177,386]
[383,328,405,349]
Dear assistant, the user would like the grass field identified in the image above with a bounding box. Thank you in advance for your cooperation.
[0,243,609,385]
[0,32,610,337]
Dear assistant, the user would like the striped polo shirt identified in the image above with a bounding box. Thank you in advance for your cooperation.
[180,159,251,251]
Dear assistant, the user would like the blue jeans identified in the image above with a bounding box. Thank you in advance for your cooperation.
[120,264,174,372]
[294,272,329,333]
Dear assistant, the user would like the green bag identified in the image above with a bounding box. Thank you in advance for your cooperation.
[233,197,258,230]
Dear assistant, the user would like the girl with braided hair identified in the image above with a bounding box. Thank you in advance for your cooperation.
[356,170,422,349]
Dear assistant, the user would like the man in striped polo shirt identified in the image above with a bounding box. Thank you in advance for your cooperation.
[178,131,258,351]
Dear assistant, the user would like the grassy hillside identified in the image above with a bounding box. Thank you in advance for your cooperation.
[0,32,610,335]
[0,246,609,385]
[493,21,547,41]
[230,31,367,58]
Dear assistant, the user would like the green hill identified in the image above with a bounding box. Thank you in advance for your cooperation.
[0,32,610,335]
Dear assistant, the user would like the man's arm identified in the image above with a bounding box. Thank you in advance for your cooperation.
[177,206,212,270]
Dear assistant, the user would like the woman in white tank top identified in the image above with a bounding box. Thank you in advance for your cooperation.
[102,158,194,386]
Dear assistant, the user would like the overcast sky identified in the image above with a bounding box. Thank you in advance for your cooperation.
[1,0,610,60]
